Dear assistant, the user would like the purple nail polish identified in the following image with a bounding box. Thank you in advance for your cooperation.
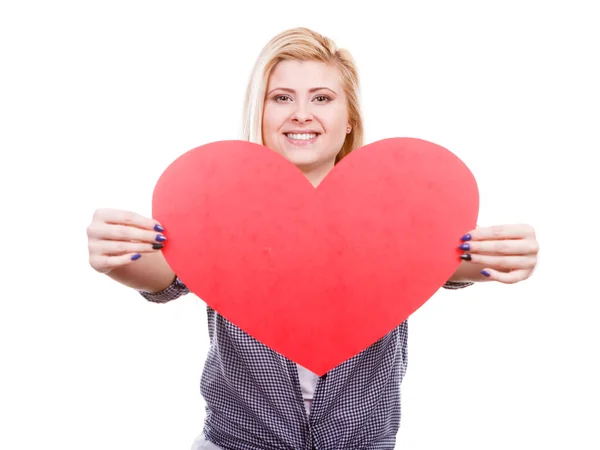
[156,234,166,242]
[459,243,470,251]
[131,253,142,261]
[461,234,472,241]
[481,270,490,277]
[154,224,164,232]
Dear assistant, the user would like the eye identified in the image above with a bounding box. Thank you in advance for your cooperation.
[314,95,330,103]
[274,94,292,102]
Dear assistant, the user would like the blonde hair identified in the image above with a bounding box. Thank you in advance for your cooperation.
[241,27,363,164]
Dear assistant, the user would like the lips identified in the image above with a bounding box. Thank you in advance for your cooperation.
[285,135,318,146]
[284,131,321,146]
[285,132,319,140]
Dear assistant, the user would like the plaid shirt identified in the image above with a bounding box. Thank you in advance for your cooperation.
[140,278,472,450]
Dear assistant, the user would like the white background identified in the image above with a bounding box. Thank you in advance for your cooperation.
[2,0,599,449]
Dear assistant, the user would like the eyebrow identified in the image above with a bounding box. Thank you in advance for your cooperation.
[266,87,338,96]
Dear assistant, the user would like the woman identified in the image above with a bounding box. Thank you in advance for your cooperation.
[87,27,539,450]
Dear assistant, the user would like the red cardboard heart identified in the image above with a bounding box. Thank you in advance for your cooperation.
[152,138,479,375]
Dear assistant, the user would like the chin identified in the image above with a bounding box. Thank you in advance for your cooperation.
[267,140,338,172]
[289,154,336,173]
[284,152,321,167]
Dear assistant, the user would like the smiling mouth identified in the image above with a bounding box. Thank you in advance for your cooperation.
[284,132,320,144]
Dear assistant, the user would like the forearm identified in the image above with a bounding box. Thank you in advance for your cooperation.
[106,251,176,293]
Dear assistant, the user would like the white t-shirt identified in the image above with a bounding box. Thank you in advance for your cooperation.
[296,363,320,415]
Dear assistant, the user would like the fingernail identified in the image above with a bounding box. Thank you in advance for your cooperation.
[481,270,491,277]
[131,254,142,261]
[460,254,472,261]
[461,234,472,241]
[156,234,166,242]
[152,243,164,250]
[459,243,470,251]
[154,224,164,232]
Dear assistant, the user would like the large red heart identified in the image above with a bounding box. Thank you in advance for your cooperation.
[152,138,479,375]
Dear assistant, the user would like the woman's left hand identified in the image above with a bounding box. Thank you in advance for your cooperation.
[459,224,539,284]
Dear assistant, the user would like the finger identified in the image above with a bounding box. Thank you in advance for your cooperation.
[480,268,532,284]
[89,252,144,273]
[94,208,164,232]
[88,239,164,256]
[87,222,167,244]
[459,239,539,256]
[460,253,538,270]
[463,224,536,241]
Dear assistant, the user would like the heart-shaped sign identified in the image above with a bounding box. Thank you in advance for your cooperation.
[152,138,479,375]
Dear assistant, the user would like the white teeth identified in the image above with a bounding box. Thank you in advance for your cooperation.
[286,133,317,140]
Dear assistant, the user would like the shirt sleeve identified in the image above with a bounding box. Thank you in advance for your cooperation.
[138,276,190,304]
[442,280,474,289]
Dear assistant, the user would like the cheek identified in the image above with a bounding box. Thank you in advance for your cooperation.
[325,106,349,134]
[261,114,276,143]
[262,108,281,135]
[262,111,272,132]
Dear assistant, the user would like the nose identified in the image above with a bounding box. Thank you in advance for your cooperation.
[291,101,313,123]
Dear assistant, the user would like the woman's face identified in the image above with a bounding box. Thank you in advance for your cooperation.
[262,60,350,183]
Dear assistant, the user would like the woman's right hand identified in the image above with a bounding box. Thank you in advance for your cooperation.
[87,208,167,274]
